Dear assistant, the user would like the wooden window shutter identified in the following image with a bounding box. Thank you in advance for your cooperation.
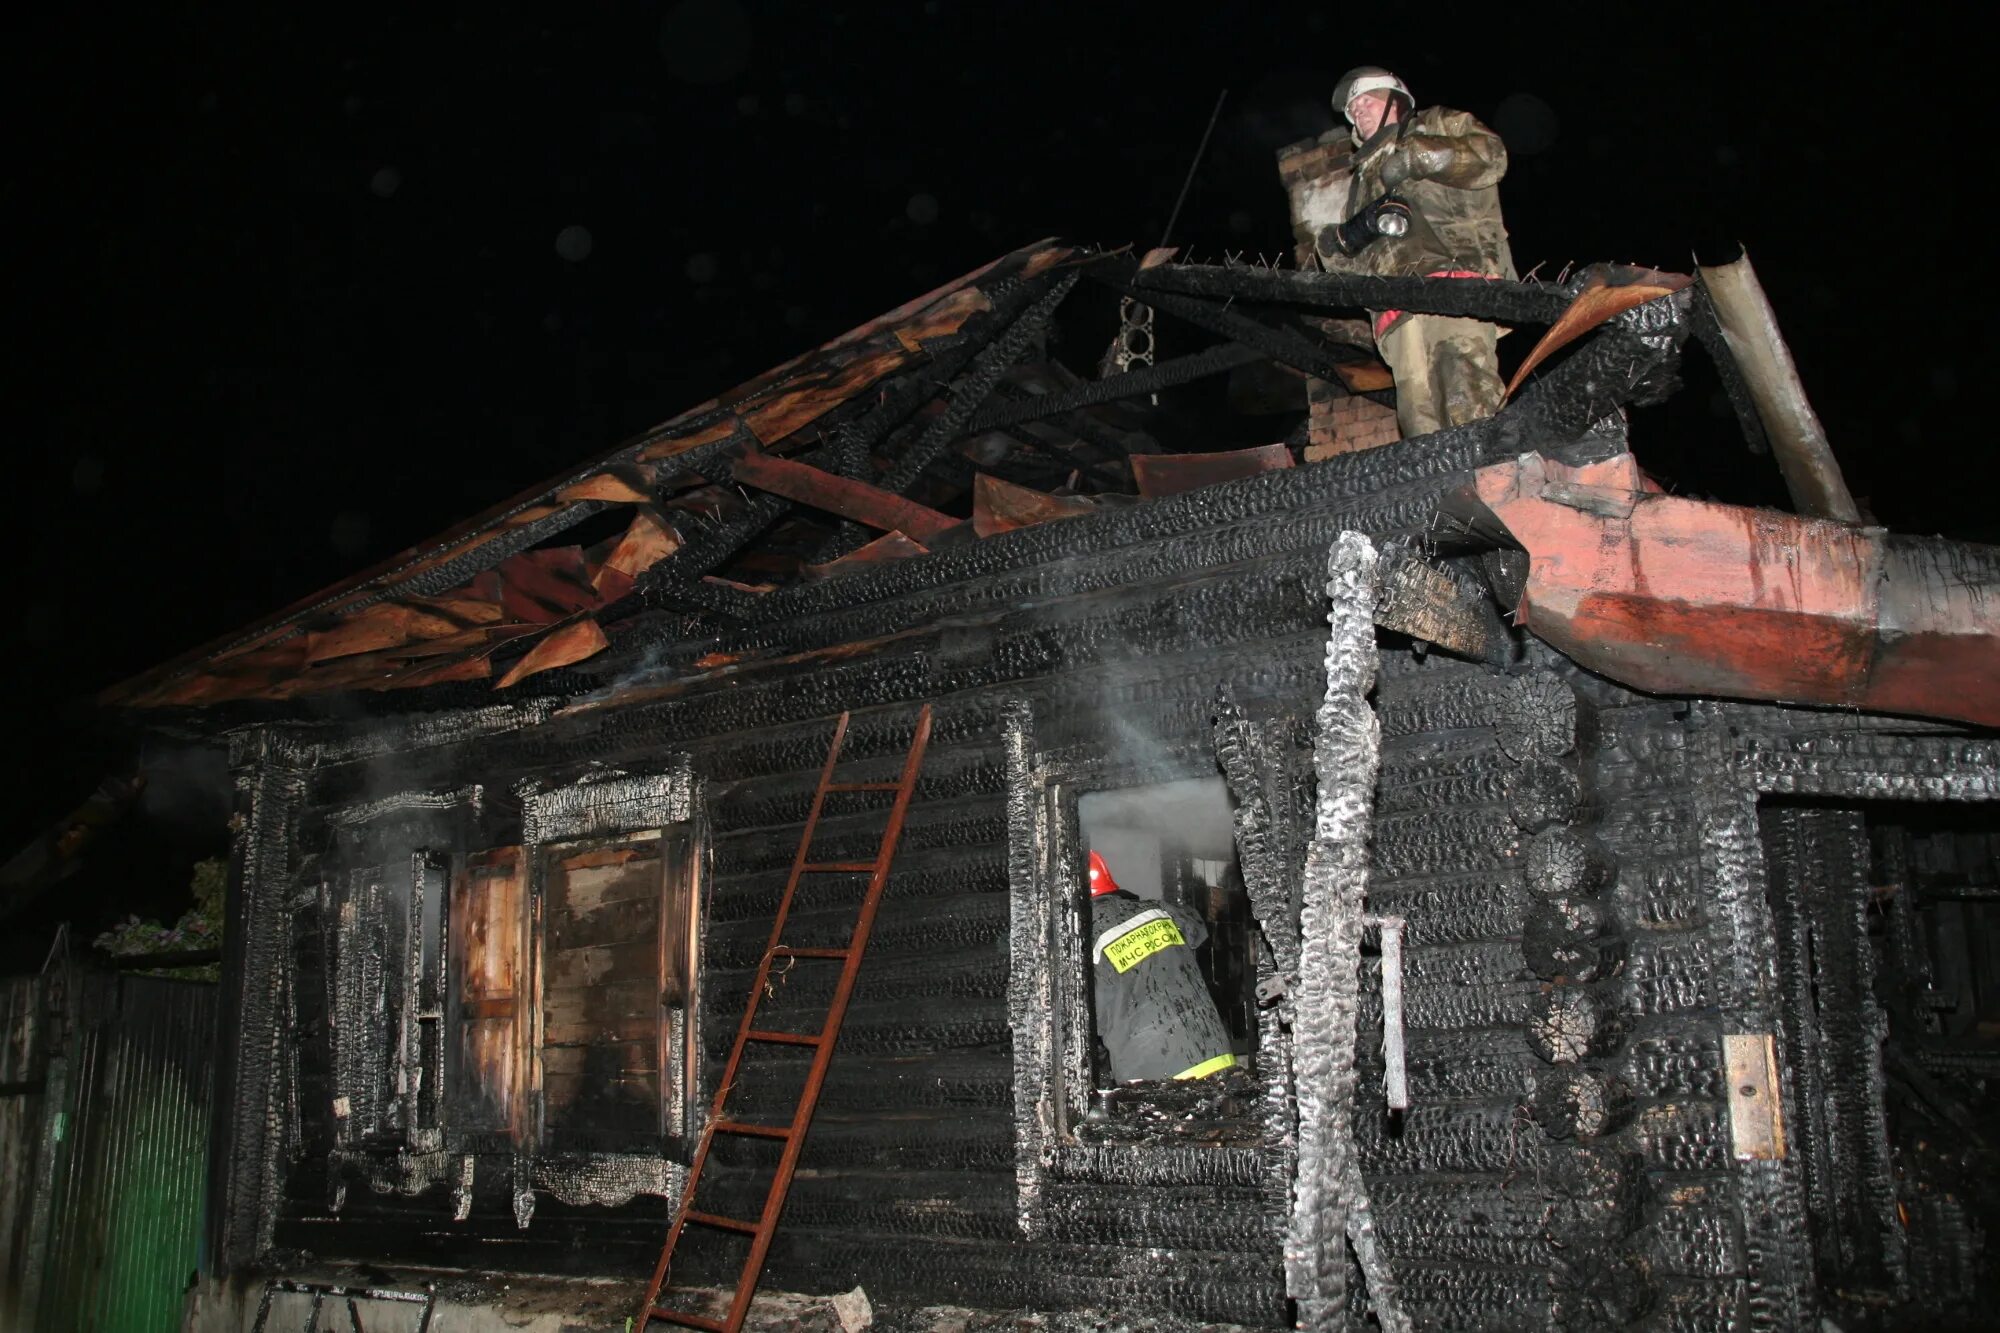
[448,846,527,1142]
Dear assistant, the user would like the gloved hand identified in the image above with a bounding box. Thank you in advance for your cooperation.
[1382,140,1460,189]
[1317,195,1412,259]
[1379,146,1416,189]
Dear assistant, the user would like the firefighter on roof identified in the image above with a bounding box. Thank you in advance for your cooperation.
[1315,65,1517,440]
[1087,849,1237,1082]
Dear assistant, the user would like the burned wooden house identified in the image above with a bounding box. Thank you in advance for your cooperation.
[94,222,2000,1332]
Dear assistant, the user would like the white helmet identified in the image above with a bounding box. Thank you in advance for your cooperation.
[1332,66,1411,122]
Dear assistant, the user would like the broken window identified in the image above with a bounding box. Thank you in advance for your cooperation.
[533,826,702,1154]
[1760,799,2000,1314]
[322,849,447,1147]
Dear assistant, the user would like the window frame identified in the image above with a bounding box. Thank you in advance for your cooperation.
[516,761,705,1161]
[1004,704,1284,1239]
[527,823,704,1156]
[315,792,479,1157]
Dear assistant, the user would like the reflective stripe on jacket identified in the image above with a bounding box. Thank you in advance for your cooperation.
[1088,891,1235,1082]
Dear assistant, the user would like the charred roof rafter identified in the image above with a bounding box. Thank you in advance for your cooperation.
[968,340,1265,433]
[1130,262,1571,326]
[874,271,1082,500]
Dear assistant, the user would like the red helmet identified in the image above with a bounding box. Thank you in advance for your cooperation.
[1087,850,1120,897]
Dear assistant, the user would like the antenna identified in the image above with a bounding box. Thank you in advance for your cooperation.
[1159,88,1229,250]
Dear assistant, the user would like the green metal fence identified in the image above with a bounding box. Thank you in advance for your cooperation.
[2,971,219,1333]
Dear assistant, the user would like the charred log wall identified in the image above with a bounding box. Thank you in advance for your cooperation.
[246,444,1476,1320]
[213,415,2000,1326]
[242,428,1525,1319]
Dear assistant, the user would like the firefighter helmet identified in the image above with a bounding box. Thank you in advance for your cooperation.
[1333,66,1411,122]
[1087,850,1121,897]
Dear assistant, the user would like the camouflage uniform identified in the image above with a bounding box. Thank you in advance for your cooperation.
[1324,106,1516,439]
[1089,890,1236,1082]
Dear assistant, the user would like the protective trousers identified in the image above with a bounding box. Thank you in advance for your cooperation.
[1377,313,1505,439]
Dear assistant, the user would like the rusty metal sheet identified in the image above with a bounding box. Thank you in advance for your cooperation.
[743,347,911,448]
[496,617,610,689]
[592,510,682,598]
[971,473,1095,538]
[732,447,957,541]
[385,654,493,691]
[492,547,599,624]
[1723,1032,1786,1161]
[1131,442,1293,499]
[637,278,998,462]
[804,530,931,581]
[404,593,508,626]
[557,467,657,504]
[1505,265,1693,398]
[1469,452,2000,727]
[301,602,464,666]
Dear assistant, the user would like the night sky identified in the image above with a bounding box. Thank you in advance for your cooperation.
[4,4,1981,951]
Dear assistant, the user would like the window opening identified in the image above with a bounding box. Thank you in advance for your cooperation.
[1760,798,2000,1318]
[1075,777,1260,1143]
[323,849,446,1147]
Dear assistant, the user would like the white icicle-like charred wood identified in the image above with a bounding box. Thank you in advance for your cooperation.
[1001,701,1052,1241]
[1211,691,1303,976]
[1285,531,1408,1333]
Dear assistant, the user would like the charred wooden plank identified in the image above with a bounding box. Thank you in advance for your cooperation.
[1100,276,1355,384]
[1129,261,1570,326]
[966,340,1264,431]
[876,272,1080,498]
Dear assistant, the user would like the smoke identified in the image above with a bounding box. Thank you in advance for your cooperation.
[137,741,231,843]
[1080,777,1236,862]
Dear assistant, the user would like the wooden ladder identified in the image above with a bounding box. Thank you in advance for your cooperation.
[637,705,934,1331]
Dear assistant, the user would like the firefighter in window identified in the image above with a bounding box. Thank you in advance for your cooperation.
[1087,849,1237,1082]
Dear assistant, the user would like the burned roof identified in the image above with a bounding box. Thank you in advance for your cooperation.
[105,234,1996,729]
[105,241,1081,708]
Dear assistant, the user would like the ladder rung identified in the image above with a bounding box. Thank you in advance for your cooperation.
[683,1209,760,1235]
[711,1119,793,1140]
[746,1028,824,1047]
[647,1309,727,1331]
[825,781,902,792]
[799,861,877,873]
[769,946,850,960]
